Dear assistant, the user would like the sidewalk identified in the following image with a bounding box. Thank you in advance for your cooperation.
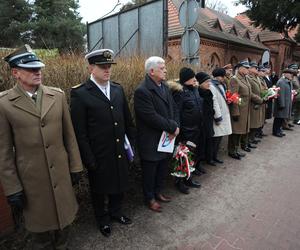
[68,122,300,250]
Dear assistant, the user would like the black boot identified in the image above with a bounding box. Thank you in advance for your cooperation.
[175,178,190,194]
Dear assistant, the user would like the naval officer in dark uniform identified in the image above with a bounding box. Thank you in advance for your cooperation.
[70,49,135,237]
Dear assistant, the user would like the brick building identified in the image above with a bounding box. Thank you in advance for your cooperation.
[168,0,300,73]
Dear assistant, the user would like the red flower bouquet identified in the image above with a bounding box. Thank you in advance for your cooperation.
[226,90,242,105]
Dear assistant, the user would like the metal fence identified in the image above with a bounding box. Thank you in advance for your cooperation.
[87,0,167,57]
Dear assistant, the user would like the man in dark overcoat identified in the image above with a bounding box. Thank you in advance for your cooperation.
[272,68,295,137]
[70,49,135,237]
[0,45,83,249]
[134,56,180,212]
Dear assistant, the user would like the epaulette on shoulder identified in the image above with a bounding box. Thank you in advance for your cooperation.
[71,83,84,89]
[49,86,63,93]
[0,90,9,98]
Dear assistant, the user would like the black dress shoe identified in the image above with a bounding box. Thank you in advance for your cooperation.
[273,133,283,137]
[283,127,293,131]
[213,158,223,164]
[207,161,216,166]
[228,153,241,160]
[184,178,201,188]
[237,152,246,157]
[241,146,251,152]
[288,123,294,127]
[248,144,257,149]
[280,132,286,136]
[111,215,132,225]
[99,225,111,237]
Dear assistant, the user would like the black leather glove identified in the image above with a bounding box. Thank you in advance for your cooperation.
[7,191,25,209]
[71,172,81,186]
[232,116,239,122]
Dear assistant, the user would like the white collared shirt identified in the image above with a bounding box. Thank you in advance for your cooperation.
[26,91,37,98]
[90,74,110,100]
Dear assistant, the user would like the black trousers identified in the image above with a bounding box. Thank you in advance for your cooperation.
[212,136,223,160]
[273,117,284,134]
[90,192,123,226]
[141,158,169,202]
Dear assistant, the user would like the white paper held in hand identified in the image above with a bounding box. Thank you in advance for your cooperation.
[157,131,176,153]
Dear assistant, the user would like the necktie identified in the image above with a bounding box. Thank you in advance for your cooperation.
[104,87,107,97]
[32,93,37,103]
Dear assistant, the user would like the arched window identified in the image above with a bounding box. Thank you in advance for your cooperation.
[210,53,221,70]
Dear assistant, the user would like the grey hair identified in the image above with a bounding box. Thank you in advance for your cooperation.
[145,56,165,73]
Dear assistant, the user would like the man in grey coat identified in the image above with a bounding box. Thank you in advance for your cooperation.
[272,68,295,137]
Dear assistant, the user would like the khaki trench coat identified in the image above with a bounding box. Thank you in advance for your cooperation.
[0,84,83,232]
[229,73,251,134]
[247,75,264,129]
[259,77,268,126]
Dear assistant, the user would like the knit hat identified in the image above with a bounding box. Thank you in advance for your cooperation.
[179,67,195,84]
[212,68,226,77]
[196,72,211,84]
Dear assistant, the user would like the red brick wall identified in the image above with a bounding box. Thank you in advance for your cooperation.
[168,37,265,73]
[0,183,14,235]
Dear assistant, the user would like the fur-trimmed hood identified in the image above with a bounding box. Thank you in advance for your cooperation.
[166,79,183,92]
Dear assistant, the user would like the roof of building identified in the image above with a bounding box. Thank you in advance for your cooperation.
[169,0,267,50]
[235,14,297,43]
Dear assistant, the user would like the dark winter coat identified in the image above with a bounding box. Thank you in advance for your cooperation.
[134,74,180,161]
[168,80,203,144]
[70,79,135,194]
[273,77,292,119]
[198,88,215,138]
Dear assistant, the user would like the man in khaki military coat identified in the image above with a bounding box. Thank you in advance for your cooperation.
[246,62,264,149]
[0,45,83,249]
[228,60,251,160]
[257,66,269,137]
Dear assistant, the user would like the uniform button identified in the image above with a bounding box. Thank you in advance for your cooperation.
[118,155,122,159]
[50,164,54,169]
[45,144,49,148]
[54,185,57,189]
[41,122,45,127]
[110,106,114,110]
[114,122,118,126]
[116,138,120,142]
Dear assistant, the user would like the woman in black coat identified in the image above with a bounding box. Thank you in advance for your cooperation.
[196,72,215,166]
[169,67,203,194]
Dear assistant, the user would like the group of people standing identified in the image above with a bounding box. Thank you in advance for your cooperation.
[0,45,299,249]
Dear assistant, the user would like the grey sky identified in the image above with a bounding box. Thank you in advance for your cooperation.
[79,0,247,23]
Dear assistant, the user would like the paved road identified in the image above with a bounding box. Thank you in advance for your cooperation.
[69,122,300,250]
